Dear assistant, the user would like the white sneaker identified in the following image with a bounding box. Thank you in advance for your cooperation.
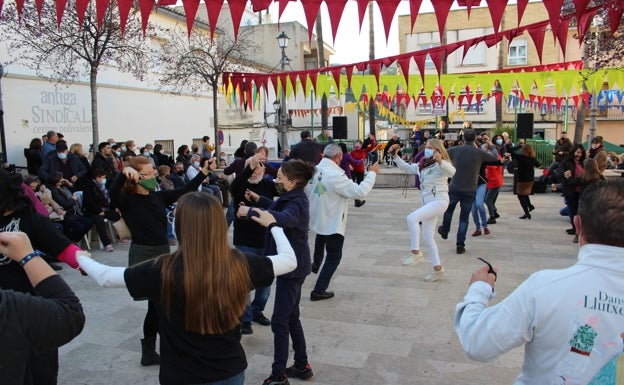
[401,251,423,266]
[424,268,445,282]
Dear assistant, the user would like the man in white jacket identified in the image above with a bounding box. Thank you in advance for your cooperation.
[454,179,624,385]
[306,144,380,301]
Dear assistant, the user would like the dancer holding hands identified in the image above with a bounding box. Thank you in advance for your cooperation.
[388,139,456,281]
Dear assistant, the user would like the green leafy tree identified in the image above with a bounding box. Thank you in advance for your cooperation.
[0,0,154,147]
[157,25,259,156]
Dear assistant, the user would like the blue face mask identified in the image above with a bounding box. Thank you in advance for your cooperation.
[424,148,434,158]
[496,139,503,145]
[58,152,68,160]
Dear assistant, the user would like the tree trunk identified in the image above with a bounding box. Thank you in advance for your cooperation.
[90,65,99,150]
[316,14,328,133]
[368,2,375,135]
[212,82,220,157]
[574,99,586,145]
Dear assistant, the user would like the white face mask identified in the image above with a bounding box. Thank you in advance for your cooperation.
[100,178,107,186]
[58,152,68,160]
[193,161,200,168]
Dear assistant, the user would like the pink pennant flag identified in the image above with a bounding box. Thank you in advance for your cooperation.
[325,0,348,44]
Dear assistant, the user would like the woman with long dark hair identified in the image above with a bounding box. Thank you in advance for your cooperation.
[109,156,210,366]
[78,192,295,385]
[560,144,586,235]
[24,137,43,175]
[507,144,539,219]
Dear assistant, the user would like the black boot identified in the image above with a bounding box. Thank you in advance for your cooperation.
[140,336,161,366]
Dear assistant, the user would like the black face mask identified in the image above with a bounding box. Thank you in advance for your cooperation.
[176,170,185,176]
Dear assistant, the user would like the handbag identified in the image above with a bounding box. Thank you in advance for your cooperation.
[112,218,132,240]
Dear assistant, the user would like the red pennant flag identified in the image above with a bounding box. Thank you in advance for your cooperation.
[54,0,67,27]
[204,0,224,40]
[429,49,446,78]
[301,0,322,44]
[182,0,200,38]
[485,0,508,35]
[556,18,571,57]
[408,0,423,32]
[228,0,247,42]
[278,0,290,21]
[413,53,426,85]
[96,0,111,30]
[0,0,4,21]
[527,24,547,64]
[494,90,503,104]
[309,71,318,96]
[345,65,354,89]
[369,61,382,92]
[375,0,401,43]
[222,72,231,91]
[581,92,590,108]
[269,75,279,96]
[607,4,624,37]
[356,0,368,32]
[516,0,529,26]
[457,0,482,18]
[251,0,272,12]
[289,73,299,99]
[573,0,592,24]
[571,95,580,107]
[35,0,44,22]
[542,0,564,41]
[431,0,454,43]
[397,56,411,89]
[299,73,308,97]
[577,7,599,47]
[75,0,89,30]
[330,67,342,94]
[325,0,348,44]
[138,0,155,35]
[118,0,133,36]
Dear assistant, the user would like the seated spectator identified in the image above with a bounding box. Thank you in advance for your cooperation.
[176,144,191,171]
[82,169,121,252]
[69,143,90,173]
[47,172,93,242]
[24,137,43,175]
[25,176,65,222]
[38,141,87,190]
[111,144,124,171]
[153,144,173,168]
[168,162,186,189]
[158,165,174,190]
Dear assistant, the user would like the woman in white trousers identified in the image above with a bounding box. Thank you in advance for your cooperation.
[388,139,456,281]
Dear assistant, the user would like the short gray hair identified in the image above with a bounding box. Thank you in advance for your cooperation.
[323,143,342,158]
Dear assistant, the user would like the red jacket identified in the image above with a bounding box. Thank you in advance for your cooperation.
[486,155,504,189]
[350,140,376,173]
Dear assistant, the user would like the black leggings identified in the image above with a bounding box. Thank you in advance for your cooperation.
[144,300,159,338]
[517,194,533,215]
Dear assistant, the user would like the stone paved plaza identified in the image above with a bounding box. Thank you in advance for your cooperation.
[57,185,580,385]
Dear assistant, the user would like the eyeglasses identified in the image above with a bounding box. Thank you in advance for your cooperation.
[138,173,151,180]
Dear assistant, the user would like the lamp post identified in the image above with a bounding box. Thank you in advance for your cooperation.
[277,31,290,158]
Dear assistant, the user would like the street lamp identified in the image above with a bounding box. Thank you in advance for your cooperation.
[276,31,289,158]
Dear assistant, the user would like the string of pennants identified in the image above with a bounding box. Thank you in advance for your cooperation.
[3,0,620,47]
[223,1,620,104]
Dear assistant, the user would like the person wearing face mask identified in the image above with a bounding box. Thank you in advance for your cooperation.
[109,156,211,367]
[122,140,137,159]
[91,142,118,189]
[238,159,316,385]
[168,162,187,189]
[38,141,87,191]
[389,139,456,281]
[81,168,121,252]
[230,153,279,335]
[111,144,124,171]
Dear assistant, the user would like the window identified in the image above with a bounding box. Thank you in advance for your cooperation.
[417,101,432,114]
[154,139,174,156]
[418,44,439,69]
[457,42,486,66]
[508,40,527,65]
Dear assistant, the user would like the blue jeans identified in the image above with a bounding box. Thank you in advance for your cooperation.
[470,184,488,230]
[313,233,345,292]
[226,200,235,228]
[440,190,476,247]
[484,187,500,218]
[272,276,307,377]
[236,245,271,323]
[196,371,244,385]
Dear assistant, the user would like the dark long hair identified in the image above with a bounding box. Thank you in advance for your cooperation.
[159,192,250,335]
[0,169,33,214]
